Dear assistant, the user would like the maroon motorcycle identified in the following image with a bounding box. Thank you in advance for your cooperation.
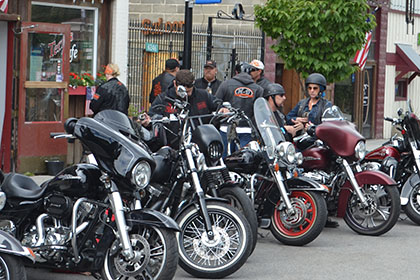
[297,106,401,236]
[362,101,420,225]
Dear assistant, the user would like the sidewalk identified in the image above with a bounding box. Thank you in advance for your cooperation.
[30,138,387,185]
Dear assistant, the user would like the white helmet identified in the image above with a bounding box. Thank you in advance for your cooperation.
[250,59,264,70]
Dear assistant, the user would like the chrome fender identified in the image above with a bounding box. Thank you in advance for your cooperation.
[0,230,35,263]
[337,170,397,217]
[400,173,420,206]
[127,209,181,232]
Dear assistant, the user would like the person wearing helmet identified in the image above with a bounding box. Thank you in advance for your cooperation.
[264,83,303,141]
[249,59,272,94]
[216,61,264,157]
[286,73,332,129]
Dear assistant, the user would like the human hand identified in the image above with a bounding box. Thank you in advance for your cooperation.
[295,117,308,123]
[218,107,230,114]
[139,113,151,127]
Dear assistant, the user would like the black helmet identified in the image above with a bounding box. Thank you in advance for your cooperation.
[305,73,327,91]
[264,83,285,99]
[235,61,253,74]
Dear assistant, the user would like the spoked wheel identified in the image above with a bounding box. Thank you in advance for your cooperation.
[0,253,26,280]
[176,201,251,279]
[101,226,178,280]
[344,184,400,236]
[404,183,420,225]
[270,191,327,246]
[218,186,258,255]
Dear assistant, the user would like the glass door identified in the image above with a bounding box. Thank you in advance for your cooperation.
[17,22,70,173]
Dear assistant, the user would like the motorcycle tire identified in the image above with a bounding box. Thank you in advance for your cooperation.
[176,201,252,279]
[218,186,258,255]
[270,190,327,246]
[344,184,400,236]
[403,183,420,225]
[101,226,178,280]
[0,253,27,280]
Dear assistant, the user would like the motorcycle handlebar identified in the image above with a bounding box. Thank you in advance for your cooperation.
[384,117,394,122]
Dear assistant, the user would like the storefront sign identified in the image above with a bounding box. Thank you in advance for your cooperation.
[141,18,184,35]
[48,38,64,58]
[145,42,159,53]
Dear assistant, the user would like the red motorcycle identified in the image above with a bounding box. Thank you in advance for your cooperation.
[297,106,401,236]
[363,101,420,225]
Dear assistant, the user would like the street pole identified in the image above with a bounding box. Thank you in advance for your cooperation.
[183,0,193,70]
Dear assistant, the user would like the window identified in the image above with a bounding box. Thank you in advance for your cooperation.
[31,2,98,76]
[395,79,408,100]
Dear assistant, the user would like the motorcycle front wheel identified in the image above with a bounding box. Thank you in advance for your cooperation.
[0,253,27,280]
[344,184,400,236]
[218,186,258,255]
[101,226,178,280]
[270,190,327,246]
[403,183,420,225]
[176,201,251,279]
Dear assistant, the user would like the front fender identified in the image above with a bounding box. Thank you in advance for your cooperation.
[0,231,35,263]
[286,177,328,192]
[126,209,181,232]
[337,170,397,217]
[400,173,420,205]
[174,197,228,220]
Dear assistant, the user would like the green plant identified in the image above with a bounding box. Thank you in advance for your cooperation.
[254,0,376,85]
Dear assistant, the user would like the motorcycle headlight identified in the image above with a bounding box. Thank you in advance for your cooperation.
[295,152,304,165]
[0,192,6,211]
[131,161,152,189]
[276,142,296,164]
[354,141,366,160]
[208,141,223,162]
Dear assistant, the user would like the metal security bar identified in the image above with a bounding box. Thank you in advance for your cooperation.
[127,20,263,113]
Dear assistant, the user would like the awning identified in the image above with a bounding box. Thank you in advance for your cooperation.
[395,43,420,84]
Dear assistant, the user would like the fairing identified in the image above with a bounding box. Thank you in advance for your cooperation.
[316,120,364,157]
[74,117,155,178]
[365,146,401,161]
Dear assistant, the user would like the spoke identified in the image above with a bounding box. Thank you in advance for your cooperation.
[361,215,376,228]
[375,206,390,220]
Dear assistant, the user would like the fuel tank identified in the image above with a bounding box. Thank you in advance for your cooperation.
[365,146,401,162]
[301,146,330,171]
[224,148,263,174]
[46,164,106,200]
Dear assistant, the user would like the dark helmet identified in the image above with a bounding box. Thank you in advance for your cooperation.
[264,83,285,99]
[235,61,253,74]
[305,73,327,91]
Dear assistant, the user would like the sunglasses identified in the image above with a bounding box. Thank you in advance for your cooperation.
[250,68,259,72]
[176,83,194,88]
[307,86,319,90]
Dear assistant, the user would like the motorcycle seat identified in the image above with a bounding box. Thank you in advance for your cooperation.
[1,173,46,200]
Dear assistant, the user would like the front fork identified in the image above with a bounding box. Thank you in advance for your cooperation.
[102,175,136,260]
[185,147,215,240]
[341,159,369,207]
[271,168,296,216]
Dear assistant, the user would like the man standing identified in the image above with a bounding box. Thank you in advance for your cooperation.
[194,59,222,95]
[216,62,264,157]
[89,63,130,115]
[149,58,180,104]
[249,59,272,94]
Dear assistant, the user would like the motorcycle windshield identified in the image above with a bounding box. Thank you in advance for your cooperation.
[74,117,155,178]
[254,98,285,158]
[321,105,345,121]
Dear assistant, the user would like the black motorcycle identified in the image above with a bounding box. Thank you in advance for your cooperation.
[0,115,180,280]
[225,97,328,246]
[138,98,253,278]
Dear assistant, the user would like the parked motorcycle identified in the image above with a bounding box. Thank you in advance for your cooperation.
[0,115,180,280]
[137,98,253,278]
[225,97,328,246]
[362,101,420,225]
[297,106,401,236]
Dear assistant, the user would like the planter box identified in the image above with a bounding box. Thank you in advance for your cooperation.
[68,86,86,95]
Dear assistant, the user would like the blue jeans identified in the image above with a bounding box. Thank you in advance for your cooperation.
[220,131,252,158]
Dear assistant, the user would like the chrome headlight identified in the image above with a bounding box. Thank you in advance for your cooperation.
[354,141,366,160]
[0,192,6,211]
[295,152,304,165]
[131,161,152,189]
[208,141,223,162]
[276,142,296,164]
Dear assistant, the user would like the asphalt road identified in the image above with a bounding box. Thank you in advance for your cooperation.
[27,214,420,280]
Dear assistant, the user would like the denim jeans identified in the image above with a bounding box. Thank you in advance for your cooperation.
[220,130,252,158]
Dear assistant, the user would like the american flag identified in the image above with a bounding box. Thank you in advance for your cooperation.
[353,31,372,70]
[0,0,8,13]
